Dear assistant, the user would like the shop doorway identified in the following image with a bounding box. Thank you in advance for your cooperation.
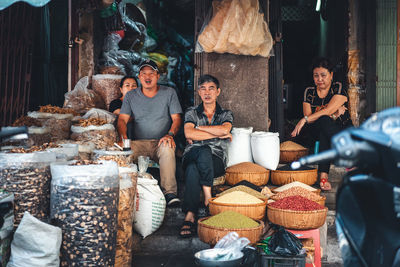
[280,0,348,127]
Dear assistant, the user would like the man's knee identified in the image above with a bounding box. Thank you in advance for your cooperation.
[157,145,176,160]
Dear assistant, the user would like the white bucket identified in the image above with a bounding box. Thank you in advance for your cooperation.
[250,131,280,170]
[227,127,253,167]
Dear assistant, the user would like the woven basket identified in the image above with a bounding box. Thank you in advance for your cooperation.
[267,205,328,230]
[270,169,317,186]
[272,187,321,195]
[280,148,308,163]
[197,217,264,246]
[208,197,268,220]
[225,162,270,186]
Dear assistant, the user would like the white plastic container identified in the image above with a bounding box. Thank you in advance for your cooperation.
[227,127,253,167]
[250,131,280,170]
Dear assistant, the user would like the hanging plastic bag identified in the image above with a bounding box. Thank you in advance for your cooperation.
[7,211,62,267]
[267,226,303,256]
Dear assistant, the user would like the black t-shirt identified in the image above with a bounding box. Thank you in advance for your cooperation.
[303,82,351,127]
[109,98,122,113]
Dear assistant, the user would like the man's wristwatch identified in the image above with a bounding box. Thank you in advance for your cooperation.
[304,116,309,123]
[168,131,174,137]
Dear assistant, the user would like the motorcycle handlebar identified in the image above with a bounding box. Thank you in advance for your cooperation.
[291,149,337,170]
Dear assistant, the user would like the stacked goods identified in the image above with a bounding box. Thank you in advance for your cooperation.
[71,119,117,149]
[28,105,75,140]
[209,191,267,220]
[0,151,56,227]
[267,196,328,230]
[272,181,319,194]
[217,185,267,200]
[198,211,264,245]
[271,186,325,206]
[50,160,119,266]
[92,74,124,109]
[225,162,270,186]
[214,191,263,204]
[280,141,308,163]
[271,165,318,186]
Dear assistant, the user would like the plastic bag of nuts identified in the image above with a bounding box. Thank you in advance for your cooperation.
[28,111,73,141]
[46,143,79,161]
[50,160,119,266]
[71,124,117,149]
[115,166,137,267]
[92,74,124,109]
[0,151,57,228]
[92,150,134,166]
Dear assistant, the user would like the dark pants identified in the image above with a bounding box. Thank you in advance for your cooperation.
[182,146,225,214]
[301,116,347,174]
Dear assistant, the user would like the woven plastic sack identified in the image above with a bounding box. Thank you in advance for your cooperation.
[50,160,119,266]
[7,212,62,267]
[133,177,166,238]
[197,0,273,57]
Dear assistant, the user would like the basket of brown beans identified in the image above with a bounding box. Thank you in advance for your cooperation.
[279,141,309,164]
[267,195,328,230]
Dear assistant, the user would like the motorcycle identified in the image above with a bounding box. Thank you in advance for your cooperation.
[292,107,400,267]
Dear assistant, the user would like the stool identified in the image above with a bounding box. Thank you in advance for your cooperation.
[287,229,321,267]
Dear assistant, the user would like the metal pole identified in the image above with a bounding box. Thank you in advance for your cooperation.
[68,0,72,92]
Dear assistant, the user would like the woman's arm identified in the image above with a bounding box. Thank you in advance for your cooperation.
[306,94,347,123]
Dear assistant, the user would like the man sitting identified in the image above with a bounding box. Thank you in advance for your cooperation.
[180,74,233,237]
[117,59,182,206]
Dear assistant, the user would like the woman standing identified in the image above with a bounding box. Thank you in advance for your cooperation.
[291,58,352,191]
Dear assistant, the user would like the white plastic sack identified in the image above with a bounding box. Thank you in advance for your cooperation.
[227,127,253,167]
[251,131,280,170]
[7,212,62,267]
[133,177,166,238]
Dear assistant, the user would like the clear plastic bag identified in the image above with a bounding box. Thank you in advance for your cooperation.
[213,232,250,261]
[0,151,57,227]
[93,149,134,167]
[197,0,273,57]
[71,124,117,149]
[27,111,73,141]
[46,143,79,161]
[64,76,106,114]
[82,108,117,124]
[50,160,119,266]
[115,166,137,267]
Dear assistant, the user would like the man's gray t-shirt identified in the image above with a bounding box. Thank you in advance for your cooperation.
[120,85,182,140]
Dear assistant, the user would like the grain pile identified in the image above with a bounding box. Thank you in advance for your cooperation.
[217,185,267,200]
[202,211,259,229]
[273,181,318,193]
[271,186,323,202]
[50,161,119,266]
[269,196,324,211]
[280,141,306,150]
[214,191,263,204]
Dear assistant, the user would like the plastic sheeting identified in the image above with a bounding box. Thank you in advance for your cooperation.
[0,0,51,11]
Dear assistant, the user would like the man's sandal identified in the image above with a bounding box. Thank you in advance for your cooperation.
[320,178,332,191]
[179,221,196,238]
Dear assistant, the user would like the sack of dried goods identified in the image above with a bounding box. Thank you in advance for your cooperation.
[0,151,57,227]
[71,118,117,149]
[50,160,119,267]
[93,149,134,167]
[28,105,76,141]
[46,143,79,161]
[227,127,253,167]
[92,74,124,109]
[11,116,51,146]
[115,166,137,267]
[133,177,166,238]
[251,131,280,170]
[0,190,13,267]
